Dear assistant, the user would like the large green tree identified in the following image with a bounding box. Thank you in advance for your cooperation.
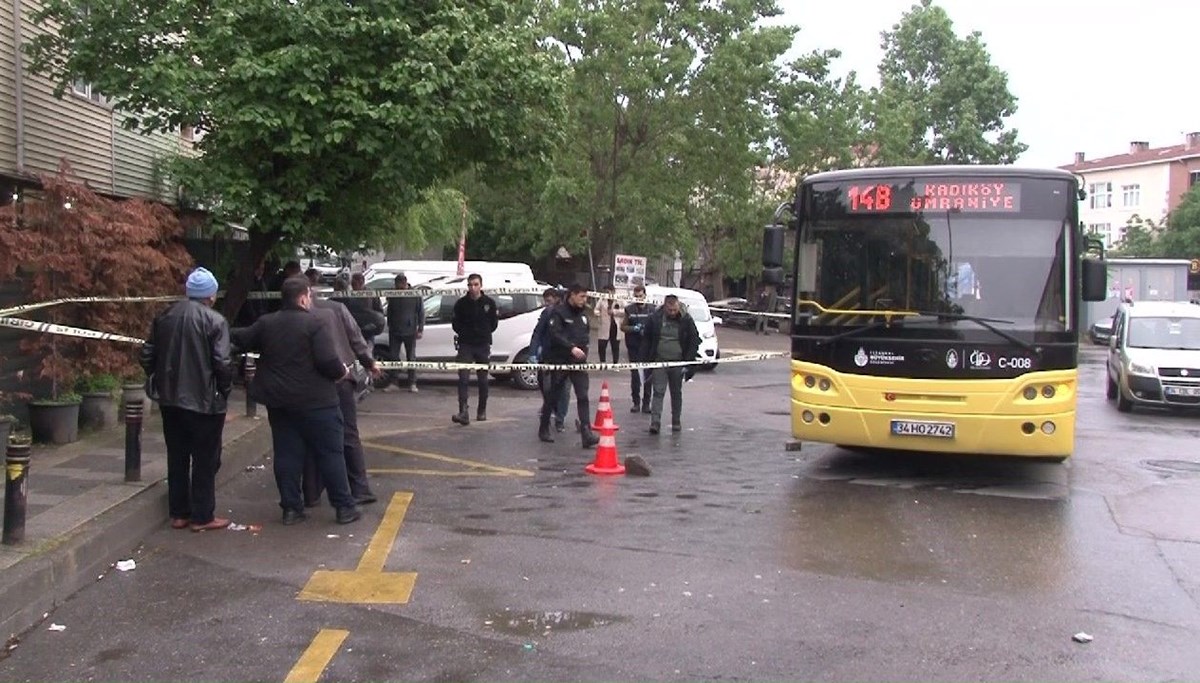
[868,0,1026,165]
[28,0,565,315]
[1158,185,1200,258]
[466,0,799,286]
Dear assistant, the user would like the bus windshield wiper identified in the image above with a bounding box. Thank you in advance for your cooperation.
[910,310,1040,355]
[813,313,930,346]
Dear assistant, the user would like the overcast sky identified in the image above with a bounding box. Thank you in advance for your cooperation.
[775,0,1200,167]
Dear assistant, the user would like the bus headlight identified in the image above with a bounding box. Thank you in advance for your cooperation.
[1041,421,1056,435]
[804,375,815,388]
[1041,385,1056,399]
[818,378,831,391]
[1022,386,1037,400]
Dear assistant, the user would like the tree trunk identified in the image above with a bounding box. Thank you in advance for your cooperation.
[219,229,282,321]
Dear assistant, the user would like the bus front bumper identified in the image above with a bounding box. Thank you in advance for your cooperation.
[791,400,1075,458]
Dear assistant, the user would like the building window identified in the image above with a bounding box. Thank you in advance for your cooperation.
[71,79,106,105]
[1121,184,1140,207]
[1089,182,1112,209]
[1190,171,1200,187]
[1087,223,1114,248]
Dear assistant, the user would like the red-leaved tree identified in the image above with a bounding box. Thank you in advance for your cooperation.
[0,162,193,399]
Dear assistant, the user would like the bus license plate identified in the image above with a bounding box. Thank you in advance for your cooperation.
[890,420,956,438]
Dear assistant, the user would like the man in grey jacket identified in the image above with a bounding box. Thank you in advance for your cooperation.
[308,296,382,507]
[140,267,234,532]
[385,273,425,392]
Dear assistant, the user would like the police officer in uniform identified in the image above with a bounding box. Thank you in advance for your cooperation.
[538,284,601,447]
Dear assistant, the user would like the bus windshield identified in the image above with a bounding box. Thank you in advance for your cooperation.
[800,177,1073,333]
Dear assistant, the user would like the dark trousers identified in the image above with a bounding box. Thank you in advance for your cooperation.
[160,406,226,525]
[537,370,571,425]
[542,369,590,426]
[267,405,355,513]
[303,381,372,504]
[651,366,685,425]
[456,342,490,409]
[389,333,417,385]
[598,338,621,363]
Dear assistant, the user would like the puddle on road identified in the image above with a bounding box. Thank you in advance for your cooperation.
[483,610,628,636]
[450,526,499,537]
[1142,459,1200,474]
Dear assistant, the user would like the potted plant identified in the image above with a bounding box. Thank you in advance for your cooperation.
[77,372,120,431]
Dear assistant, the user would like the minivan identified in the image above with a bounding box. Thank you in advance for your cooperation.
[1106,300,1200,412]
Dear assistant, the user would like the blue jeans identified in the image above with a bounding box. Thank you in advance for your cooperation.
[267,405,355,512]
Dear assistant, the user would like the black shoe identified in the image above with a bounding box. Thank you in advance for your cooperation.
[641,404,651,414]
[336,506,362,524]
[354,492,378,505]
[649,423,660,435]
[451,410,470,426]
[630,405,641,413]
[538,425,555,443]
[555,421,565,432]
[671,422,682,432]
[581,426,600,449]
[476,409,487,422]
[282,509,308,526]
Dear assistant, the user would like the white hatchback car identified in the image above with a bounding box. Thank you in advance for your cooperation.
[373,286,546,390]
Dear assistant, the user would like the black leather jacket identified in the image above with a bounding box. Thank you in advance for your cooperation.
[140,299,233,414]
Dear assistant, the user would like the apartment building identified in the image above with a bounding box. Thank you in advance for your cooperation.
[1,0,190,209]
[1060,132,1200,249]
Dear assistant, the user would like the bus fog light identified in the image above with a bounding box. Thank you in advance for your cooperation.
[1041,421,1056,435]
[804,376,815,388]
[802,410,815,423]
[818,413,831,425]
[818,378,831,391]
[1022,386,1037,400]
[1021,422,1036,435]
[1041,385,1056,398]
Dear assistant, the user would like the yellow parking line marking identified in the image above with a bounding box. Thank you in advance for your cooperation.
[284,629,349,683]
[363,441,535,478]
[297,493,418,604]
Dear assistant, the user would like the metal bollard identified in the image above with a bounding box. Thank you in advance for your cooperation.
[244,355,257,418]
[124,398,143,483]
[3,437,32,545]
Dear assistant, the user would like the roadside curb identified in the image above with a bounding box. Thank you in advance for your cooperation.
[0,419,273,639]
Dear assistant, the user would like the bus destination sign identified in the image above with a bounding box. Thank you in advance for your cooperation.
[841,180,1022,214]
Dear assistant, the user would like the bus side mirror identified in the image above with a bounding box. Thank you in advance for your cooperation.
[762,224,785,285]
[1081,258,1107,302]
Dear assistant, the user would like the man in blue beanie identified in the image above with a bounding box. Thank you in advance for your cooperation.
[140,266,234,532]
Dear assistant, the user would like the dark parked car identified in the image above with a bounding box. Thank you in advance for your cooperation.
[1090,317,1114,345]
[708,297,754,328]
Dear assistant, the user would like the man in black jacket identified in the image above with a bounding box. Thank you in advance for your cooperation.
[643,295,700,434]
[538,284,600,447]
[386,273,425,393]
[307,296,382,508]
[620,284,655,413]
[141,267,234,532]
[450,273,499,425]
[231,277,361,526]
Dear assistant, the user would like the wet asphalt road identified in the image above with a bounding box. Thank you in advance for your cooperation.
[2,329,1198,682]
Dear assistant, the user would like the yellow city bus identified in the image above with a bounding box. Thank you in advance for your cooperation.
[762,166,1107,459]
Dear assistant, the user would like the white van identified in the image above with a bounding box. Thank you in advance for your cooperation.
[643,285,720,370]
[371,277,547,390]
[367,260,534,288]
[1106,300,1200,412]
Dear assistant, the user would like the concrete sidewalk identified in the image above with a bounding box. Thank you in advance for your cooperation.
[0,389,272,639]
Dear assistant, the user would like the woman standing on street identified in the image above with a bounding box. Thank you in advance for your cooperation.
[593,285,624,364]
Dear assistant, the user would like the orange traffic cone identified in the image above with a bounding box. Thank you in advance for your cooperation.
[592,380,617,431]
[586,414,625,476]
